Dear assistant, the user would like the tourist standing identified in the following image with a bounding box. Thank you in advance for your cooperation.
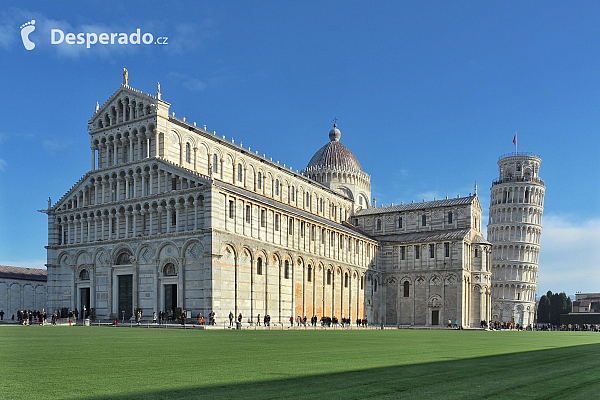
[229,311,234,326]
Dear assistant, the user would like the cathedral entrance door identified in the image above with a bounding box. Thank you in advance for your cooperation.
[431,310,439,325]
[118,275,133,320]
[80,288,90,318]
[164,284,177,314]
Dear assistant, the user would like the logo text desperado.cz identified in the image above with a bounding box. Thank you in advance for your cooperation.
[51,28,167,48]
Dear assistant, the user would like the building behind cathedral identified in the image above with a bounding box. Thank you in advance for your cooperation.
[43,74,534,327]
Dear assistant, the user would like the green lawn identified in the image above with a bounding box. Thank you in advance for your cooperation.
[1,326,599,399]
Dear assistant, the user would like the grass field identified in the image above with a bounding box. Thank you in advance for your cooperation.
[1,326,599,399]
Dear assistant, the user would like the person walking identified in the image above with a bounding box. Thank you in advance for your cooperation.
[257,314,261,326]
[229,311,234,326]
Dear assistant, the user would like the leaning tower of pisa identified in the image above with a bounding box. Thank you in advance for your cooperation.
[488,153,545,326]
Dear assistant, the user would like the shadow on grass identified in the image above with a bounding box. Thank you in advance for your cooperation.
[90,343,600,400]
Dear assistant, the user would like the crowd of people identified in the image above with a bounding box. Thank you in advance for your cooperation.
[16,310,47,325]
[6,307,600,332]
[534,323,600,331]
[12,309,66,326]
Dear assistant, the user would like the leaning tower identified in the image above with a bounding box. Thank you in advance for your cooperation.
[488,153,545,326]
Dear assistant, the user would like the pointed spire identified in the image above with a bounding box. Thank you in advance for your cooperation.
[157,82,162,100]
[474,181,478,195]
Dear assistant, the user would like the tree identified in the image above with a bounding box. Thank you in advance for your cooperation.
[549,291,571,326]
[538,291,572,325]
[537,294,551,323]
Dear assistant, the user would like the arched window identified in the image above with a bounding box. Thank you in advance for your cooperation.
[257,258,263,275]
[257,172,262,189]
[237,164,243,182]
[305,192,310,208]
[307,265,312,282]
[344,272,349,288]
[422,214,427,226]
[376,219,382,230]
[374,279,378,292]
[360,276,364,290]
[398,217,403,228]
[448,211,453,224]
[275,179,280,196]
[327,269,332,285]
[284,260,290,279]
[213,154,218,173]
[404,281,410,297]
[290,186,295,202]
[79,269,90,280]
[185,143,191,163]
[163,263,176,276]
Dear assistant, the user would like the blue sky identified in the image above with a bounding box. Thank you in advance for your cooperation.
[0,2,598,296]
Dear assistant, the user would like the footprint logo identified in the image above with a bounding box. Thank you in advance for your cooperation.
[20,20,36,50]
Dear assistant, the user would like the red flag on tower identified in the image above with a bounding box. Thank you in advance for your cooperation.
[513,133,517,146]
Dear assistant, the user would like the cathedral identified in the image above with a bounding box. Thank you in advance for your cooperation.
[43,72,495,327]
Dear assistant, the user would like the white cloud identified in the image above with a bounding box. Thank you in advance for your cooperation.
[43,138,71,153]
[414,191,442,202]
[537,214,600,296]
[168,71,207,92]
[0,22,15,49]
[0,259,46,269]
[183,77,207,92]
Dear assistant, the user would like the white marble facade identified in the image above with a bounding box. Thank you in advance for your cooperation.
[487,154,544,326]
[44,75,493,326]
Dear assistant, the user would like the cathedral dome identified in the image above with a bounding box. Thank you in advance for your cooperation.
[306,125,363,173]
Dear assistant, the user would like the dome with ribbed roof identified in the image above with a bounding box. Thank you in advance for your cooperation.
[306,125,363,173]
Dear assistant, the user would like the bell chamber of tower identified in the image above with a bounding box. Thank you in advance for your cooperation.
[487,152,545,326]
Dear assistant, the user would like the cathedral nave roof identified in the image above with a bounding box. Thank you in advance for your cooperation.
[356,195,477,216]
[376,228,477,245]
